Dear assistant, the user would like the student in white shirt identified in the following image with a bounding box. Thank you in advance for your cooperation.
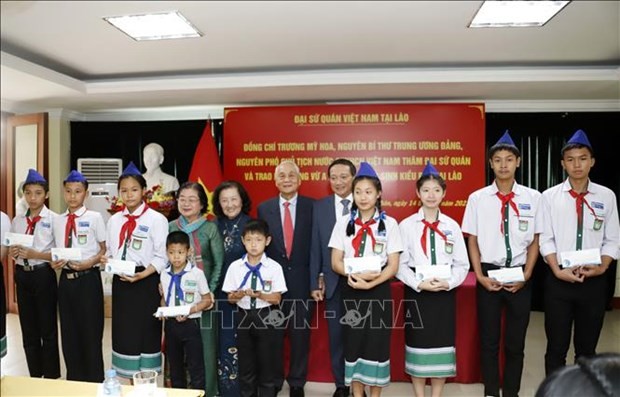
[329,162,403,397]
[8,169,60,378]
[397,162,469,397]
[222,219,287,397]
[104,162,168,379]
[462,131,543,397]
[159,231,213,390]
[51,170,106,382]
[539,129,620,376]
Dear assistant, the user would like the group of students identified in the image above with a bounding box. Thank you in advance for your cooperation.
[0,127,618,397]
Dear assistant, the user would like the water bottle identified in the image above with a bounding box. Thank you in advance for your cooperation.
[102,368,122,396]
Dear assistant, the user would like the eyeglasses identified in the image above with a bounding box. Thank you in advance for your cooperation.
[178,198,200,205]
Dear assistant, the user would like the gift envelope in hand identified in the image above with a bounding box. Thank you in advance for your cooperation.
[51,247,82,261]
[415,264,451,281]
[344,255,381,275]
[154,305,191,318]
[3,232,34,247]
[559,248,601,268]
[487,267,525,284]
[105,259,136,276]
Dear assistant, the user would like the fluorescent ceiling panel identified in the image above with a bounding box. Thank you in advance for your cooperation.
[104,11,202,41]
[469,1,571,28]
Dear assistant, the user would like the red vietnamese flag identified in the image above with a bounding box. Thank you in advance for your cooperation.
[188,119,222,219]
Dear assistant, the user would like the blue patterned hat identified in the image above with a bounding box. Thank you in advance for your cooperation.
[565,129,592,149]
[121,161,142,177]
[494,130,517,147]
[356,162,379,179]
[421,161,440,177]
[64,170,87,183]
[25,169,46,184]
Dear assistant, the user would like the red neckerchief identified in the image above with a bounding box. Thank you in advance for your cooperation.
[496,191,519,234]
[25,214,41,235]
[352,217,376,257]
[568,189,597,225]
[65,213,78,247]
[421,219,447,257]
[118,203,149,248]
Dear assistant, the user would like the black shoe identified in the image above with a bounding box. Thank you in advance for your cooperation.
[333,386,350,397]
[289,386,305,397]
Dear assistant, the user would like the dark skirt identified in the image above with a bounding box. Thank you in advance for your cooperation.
[111,271,162,378]
[341,278,392,387]
[217,289,239,397]
[404,287,456,378]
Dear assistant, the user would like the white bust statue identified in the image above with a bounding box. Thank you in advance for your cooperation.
[142,142,180,193]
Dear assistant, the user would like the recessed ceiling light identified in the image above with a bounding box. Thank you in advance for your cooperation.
[103,11,202,41]
[469,1,571,28]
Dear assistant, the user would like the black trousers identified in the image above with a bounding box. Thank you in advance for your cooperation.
[236,307,280,397]
[58,268,104,382]
[544,272,607,376]
[165,318,205,390]
[14,264,60,378]
[273,298,313,390]
[477,264,532,397]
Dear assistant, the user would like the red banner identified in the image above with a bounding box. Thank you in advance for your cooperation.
[223,104,485,223]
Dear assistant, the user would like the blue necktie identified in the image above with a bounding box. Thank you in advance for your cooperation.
[238,261,264,291]
[166,268,187,306]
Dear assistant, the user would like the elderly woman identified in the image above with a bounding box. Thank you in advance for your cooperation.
[169,181,224,397]
[212,180,252,397]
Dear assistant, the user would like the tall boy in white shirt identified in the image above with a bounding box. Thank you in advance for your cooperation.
[51,170,107,382]
[539,129,620,375]
[462,131,543,397]
[9,169,61,378]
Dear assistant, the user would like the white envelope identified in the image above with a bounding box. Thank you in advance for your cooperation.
[51,247,82,261]
[559,248,601,268]
[105,259,137,276]
[344,255,381,275]
[488,267,525,284]
[3,232,34,247]
[154,305,191,318]
[415,264,451,281]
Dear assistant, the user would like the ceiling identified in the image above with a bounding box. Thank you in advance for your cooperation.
[1,1,619,119]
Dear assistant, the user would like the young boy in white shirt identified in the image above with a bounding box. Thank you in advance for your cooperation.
[222,219,287,397]
[51,170,107,382]
[462,132,543,397]
[8,169,60,378]
[159,231,212,390]
[540,129,620,375]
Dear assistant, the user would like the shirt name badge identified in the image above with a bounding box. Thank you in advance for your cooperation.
[445,241,454,254]
[373,241,385,254]
[131,237,143,250]
[593,218,603,231]
[184,280,197,304]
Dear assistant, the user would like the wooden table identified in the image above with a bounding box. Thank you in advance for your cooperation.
[0,376,204,396]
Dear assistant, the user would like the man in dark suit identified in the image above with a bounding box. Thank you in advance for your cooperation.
[309,159,355,397]
[258,159,315,397]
